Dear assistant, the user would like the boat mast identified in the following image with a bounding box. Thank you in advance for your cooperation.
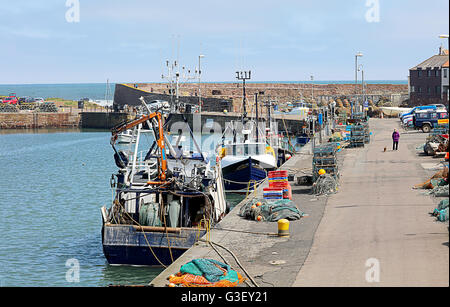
[236,71,251,143]
[255,92,259,143]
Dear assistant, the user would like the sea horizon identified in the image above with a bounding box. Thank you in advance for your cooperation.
[0,80,408,101]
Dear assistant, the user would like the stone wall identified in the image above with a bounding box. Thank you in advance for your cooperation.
[130,82,408,111]
[114,84,233,112]
[80,112,130,129]
[0,112,79,129]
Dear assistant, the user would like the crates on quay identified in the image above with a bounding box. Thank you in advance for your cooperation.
[312,143,339,182]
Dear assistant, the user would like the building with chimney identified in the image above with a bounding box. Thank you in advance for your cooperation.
[409,46,449,106]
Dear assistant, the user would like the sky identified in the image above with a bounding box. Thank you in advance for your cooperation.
[0,0,448,84]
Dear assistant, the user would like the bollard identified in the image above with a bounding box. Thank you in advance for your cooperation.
[277,219,290,237]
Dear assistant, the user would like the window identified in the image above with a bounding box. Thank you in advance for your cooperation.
[427,70,432,77]
[436,86,441,93]
[417,113,429,119]
[435,70,440,77]
[444,69,448,78]
[410,86,415,92]
[427,86,431,93]
[439,112,448,119]
[418,86,422,93]
[418,70,422,77]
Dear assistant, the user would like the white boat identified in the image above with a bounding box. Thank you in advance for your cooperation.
[218,120,278,192]
[117,130,136,144]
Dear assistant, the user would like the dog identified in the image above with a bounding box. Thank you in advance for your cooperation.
[383,147,387,152]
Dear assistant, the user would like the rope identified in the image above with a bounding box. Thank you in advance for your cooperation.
[199,238,259,287]
[212,227,277,236]
[222,178,266,185]
[160,194,174,264]
[116,201,168,268]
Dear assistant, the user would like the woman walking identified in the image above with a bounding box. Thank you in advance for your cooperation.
[392,129,400,151]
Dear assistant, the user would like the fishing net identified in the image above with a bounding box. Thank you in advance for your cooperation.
[312,174,338,195]
[413,168,448,189]
[239,198,304,222]
[424,185,449,197]
[432,199,449,219]
[169,258,245,287]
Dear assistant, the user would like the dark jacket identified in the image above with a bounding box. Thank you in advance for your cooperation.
[392,131,400,142]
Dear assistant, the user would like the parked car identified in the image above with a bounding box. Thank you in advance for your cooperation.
[3,96,18,105]
[400,105,435,120]
[413,109,449,133]
[18,96,36,104]
[34,97,45,104]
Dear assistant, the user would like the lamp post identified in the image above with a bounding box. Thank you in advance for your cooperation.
[358,64,365,113]
[198,54,205,113]
[355,52,363,115]
[236,71,251,124]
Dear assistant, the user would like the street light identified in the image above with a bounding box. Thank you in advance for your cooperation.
[236,70,251,123]
[358,64,366,115]
[355,52,363,116]
[198,54,205,113]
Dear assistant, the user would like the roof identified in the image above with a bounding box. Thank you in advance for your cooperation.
[411,54,449,70]
[443,60,449,68]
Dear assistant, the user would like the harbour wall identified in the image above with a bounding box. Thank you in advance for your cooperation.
[113,83,233,112]
[0,112,79,129]
[80,112,130,129]
[129,82,409,111]
[80,111,307,135]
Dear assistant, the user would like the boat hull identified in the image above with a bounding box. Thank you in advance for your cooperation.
[222,157,272,192]
[102,224,205,266]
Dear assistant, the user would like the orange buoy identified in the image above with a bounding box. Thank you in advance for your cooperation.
[256,216,262,222]
[256,202,262,207]
[251,205,257,209]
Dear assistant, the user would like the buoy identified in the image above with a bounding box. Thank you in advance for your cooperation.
[256,202,262,207]
[445,152,449,161]
[256,216,262,222]
[278,219,290,237]
[318,169,326,176]
[251,205,257,209]
[168,283,176,287]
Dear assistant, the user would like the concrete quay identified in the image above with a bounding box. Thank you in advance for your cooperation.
[150,118,449,287]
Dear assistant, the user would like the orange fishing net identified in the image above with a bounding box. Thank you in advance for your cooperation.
[169,272,245,287]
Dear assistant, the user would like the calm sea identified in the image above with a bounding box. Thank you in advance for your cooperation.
[0,81,407,101]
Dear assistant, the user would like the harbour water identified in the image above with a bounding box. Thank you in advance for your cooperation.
[0,129,246,286]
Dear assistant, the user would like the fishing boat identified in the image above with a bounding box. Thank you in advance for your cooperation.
[219,120,277,192]
[217,74,293,193]
[116,129,136,144]
[100,98,227,266]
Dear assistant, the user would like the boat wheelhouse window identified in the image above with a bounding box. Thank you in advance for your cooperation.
[225,143,265,156]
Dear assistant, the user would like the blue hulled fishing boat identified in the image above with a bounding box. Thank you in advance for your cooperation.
[101,98,227,266]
